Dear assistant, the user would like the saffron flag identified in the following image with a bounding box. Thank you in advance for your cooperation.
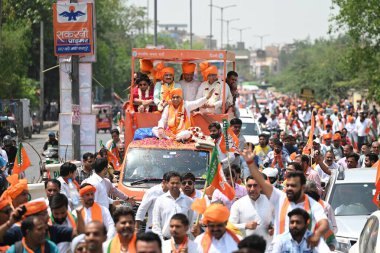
[99,140,120,171]
[219,120,239,154]
[303,113,315,154]
[13,143,31,174]
[206,146,235,200]
[373,160,380,206]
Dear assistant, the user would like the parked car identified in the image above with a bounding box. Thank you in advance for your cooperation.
[349,210,380,253]
[323,167,377,252]
[240,117,261,145]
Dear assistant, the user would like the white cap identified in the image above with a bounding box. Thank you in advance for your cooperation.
[262,167,278,178]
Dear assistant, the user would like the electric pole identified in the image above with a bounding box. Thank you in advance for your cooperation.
[218,18,239,48]
[39,21,44,131]
[233,27,251,42]
[190,0,193,49]
[209,4,236,49]
[254,34,270,49]
[154,0,157,46]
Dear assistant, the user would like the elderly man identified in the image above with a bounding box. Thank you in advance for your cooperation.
[152,87,214,141]
[196,63,232,114]
[154,67,182,111]
[194,203,241,252]
[315,150,340,184]
[179,62,200,101]
[85,221,108,253]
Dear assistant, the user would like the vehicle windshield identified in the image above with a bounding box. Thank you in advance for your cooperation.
[329,183,376,216]
[241,122,260,136]
[123,148,209,187]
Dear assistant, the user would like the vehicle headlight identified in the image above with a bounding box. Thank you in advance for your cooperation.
[335,237,351,253]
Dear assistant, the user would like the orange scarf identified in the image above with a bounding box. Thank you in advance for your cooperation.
[279,194,311,234]
[21,237,45,253]
[219,128,239,154]
[161,82,175,102]
[63,178,80,190]
[107,233,136,253]
[81,203,103,223]
[171,236,188,253]
[271,153,284,169]
[201,229,240,253]
[50,211,77,229]
[167,102,191,135]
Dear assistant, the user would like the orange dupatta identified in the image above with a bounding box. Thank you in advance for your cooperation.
[107,233,136,253]
[167,102,191,135]
[201,229,240,253]
[21,237,45,253]
[81,203,103,223]
[171,236,188,253]
[279,194,311,234]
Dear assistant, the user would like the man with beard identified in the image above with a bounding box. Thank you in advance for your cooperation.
[315,151,340,185]
[104,207,137,253]
[337,144,354,169]
[162,214,201,253]
[208,122,240,168]
[136,172,169,233]
[49,193,79,253]
[271,208,330,253]
[181,172,202,200]
[263,139,290,175]
[365,152,379,167]
[79,183,116,240]
[179,62,200,102]
[229,175,273,243]
[85,221,107,253]
[300,155,322,195]
[152,172,194,240]
[6,215,59,253]
[242,149,329,248]
[194,203,241,252]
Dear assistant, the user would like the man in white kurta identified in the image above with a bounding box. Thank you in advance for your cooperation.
[152,87,214,140]
[152,173,194,240]
[229,176,273,242]
[194,203,241,253]
[179,62,200,102]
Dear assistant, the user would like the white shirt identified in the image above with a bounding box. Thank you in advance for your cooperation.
[152,191,194,239]
[229,195,273,242]
[157,97,208,130]
[194,231,240,253]
[315,162,340,184]
[135,184,165,231]
[57,177,73,208]
[195,80,232,114]
[162,238,202,253]
[82,203,116,240]
[269,188,327,236]
[179,79,201,102]
[356,118,371,136]
[82,173,128,208]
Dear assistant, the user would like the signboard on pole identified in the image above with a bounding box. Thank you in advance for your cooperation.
[53,3,94,56]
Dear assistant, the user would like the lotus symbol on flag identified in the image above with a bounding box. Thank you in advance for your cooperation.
[59,5,85,21]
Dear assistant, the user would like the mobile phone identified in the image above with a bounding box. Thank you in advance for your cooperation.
[14,206,27,221]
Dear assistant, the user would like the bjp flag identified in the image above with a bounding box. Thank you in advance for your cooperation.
[13,143,31,174]
[206,146,235,200]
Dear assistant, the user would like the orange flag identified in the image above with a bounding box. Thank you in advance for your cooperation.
[13,143,31,174]
[373,161,380,206]
[303,113,315,154]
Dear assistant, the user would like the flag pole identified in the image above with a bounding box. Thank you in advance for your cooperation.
[222,119,235,186]
[195,179,208,225]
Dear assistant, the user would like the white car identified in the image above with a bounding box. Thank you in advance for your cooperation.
[323,168,377,253]
[240,117,261,145]
[349,210,380,253]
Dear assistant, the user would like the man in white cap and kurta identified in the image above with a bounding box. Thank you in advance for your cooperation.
[179,62,200,102]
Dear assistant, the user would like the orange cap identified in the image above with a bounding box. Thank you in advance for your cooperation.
[162,67,175,76]
[202,65,218,81]
[139,59,153,73]
[24,200,48,217]
[170,88,183,98]
[4,174,28,200]
[182,62,196,74]
[323,133,332,140]
[333,133,341,141]
[79,185,96,197]
[202,203,229,224]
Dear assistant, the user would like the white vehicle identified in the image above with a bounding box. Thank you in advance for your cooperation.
[349,210,380,253]
[240,117,261,145]
[239,107,254,118]
[323,168,377,253]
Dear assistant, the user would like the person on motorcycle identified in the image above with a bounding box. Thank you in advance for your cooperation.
[43,131,58,151]
[266,113,279,130]
[2,135,17,164]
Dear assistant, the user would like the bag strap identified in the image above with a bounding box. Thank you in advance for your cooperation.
[14,241,23,253]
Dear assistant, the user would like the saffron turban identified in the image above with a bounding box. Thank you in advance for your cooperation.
[182,62,196,74]
[4,174,28,200]
[202,65,218,81]
[154,62,165,80]
[203,204,230,224]
[79,185,96,197]
[323,133,332,140]
[169,88,183,99]
[24,199,48,217]
[139,59,153,73]
[162,67,175,76]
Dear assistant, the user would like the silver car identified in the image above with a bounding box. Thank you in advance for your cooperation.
[324,167,377,252]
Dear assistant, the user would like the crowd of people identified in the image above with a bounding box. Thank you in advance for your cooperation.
[0,58,379,253]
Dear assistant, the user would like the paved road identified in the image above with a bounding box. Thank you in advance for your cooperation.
[24,123,111,183]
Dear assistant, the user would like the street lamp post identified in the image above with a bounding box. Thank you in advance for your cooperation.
[154,0,157,46]
[209,0,212,49]
[232,27,251,42]
[254,34,270,49]
[218,18,239,49]
[190,0,192,49]
[210,4,236,49]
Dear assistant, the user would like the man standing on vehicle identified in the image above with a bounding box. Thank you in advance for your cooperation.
[42,131,58,151]
[154,67,182,111]
[225,71,239,116]
[242,149,329,246]
[152,171,194,240]
[153,87,214,141]
[179,62,200,102]
[135,172,169,233]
